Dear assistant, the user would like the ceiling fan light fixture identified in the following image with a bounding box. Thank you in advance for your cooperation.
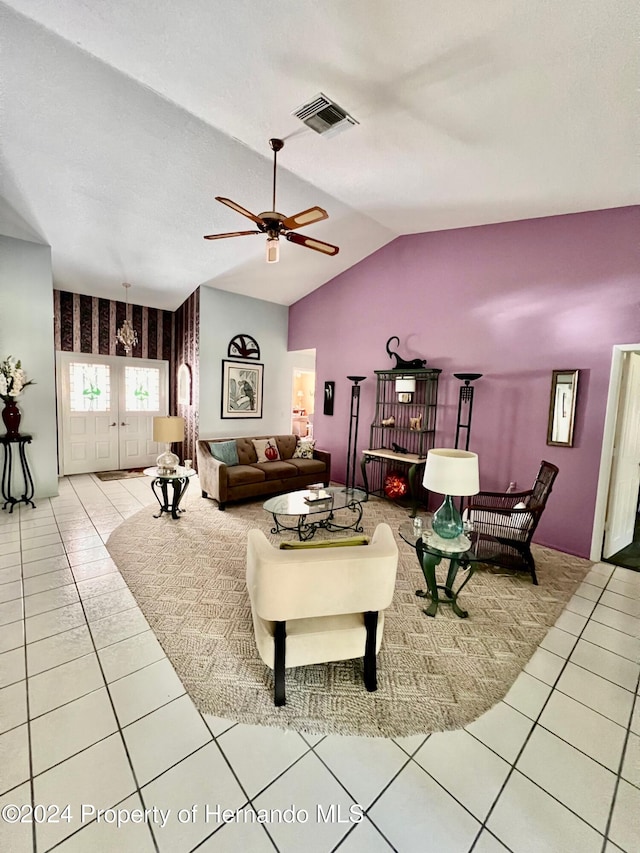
[266,236,279,264]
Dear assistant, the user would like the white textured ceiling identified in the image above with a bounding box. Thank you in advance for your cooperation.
[1,1,637,309]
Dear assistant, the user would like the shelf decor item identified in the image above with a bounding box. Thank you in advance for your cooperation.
[395,376,416,403]
[422,449,479,543]
[384,472,408,500]
[0,355,35,438]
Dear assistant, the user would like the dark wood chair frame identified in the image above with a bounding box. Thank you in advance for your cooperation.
[273,610,379,707]
[466,461,559,585]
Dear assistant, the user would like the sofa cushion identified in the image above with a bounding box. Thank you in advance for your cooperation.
[275,435,297,460]
[252,461,298,481]
[209,440,239,466]
[235,438,258,465]
[293,439,315,459]
[253,438,281,463]
[227,465,267,487]
[285,458,327,476]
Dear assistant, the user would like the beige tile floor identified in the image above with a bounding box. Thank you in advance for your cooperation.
[0,474,638,853]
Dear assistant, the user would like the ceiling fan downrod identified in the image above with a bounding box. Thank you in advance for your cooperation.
[269,138,284,213]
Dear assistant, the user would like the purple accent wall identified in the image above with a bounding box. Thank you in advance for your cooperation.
[288,206,640,558]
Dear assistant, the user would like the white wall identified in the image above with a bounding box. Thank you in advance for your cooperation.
[0,236,58,498]
[198,287,290,438]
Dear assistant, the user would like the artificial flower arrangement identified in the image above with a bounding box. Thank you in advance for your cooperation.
[0,356,35,402]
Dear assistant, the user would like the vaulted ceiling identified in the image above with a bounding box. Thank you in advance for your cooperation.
[1,1,637,310]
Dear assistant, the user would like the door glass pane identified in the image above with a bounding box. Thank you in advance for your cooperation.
[69,363,110,412]
[125,366,160,411]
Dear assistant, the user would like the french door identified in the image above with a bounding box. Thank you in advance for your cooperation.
[56,353,169,475]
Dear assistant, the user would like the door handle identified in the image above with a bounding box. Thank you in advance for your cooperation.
[110,422,116,427]
[121,422,127,426]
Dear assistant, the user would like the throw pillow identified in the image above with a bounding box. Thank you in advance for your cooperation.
[280,536,369,550]
[252,438,281,463]
[292,439,315,460]
[209,440,239,467]
[511,501,531,530]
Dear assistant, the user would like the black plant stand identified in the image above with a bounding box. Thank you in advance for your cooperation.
[345,376,366,491]
[453,373,482,451]
[1,435,36,513]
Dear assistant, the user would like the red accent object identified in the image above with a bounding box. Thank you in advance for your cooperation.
[2,401,21,438]
[265,443,278,461]
[384,472,408,500]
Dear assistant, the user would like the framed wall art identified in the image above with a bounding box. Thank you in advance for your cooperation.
[221,360,264,419]
[323,381,335,416]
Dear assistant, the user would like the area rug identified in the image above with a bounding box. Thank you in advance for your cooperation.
[94,469,147,482]
[106,494,592,737]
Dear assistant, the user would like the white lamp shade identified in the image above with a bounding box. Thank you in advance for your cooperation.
[153,416,185,443]
[395,377,416,393]
[422,448,479,496]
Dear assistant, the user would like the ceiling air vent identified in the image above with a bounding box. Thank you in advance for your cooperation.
[292,93,359,138]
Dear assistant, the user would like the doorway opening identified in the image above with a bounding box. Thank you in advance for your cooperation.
[291,369,315,437]
[604,487,640,570]
[591,345,640,569]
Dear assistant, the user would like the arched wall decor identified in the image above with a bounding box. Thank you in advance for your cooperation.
[227,334,260,360]
[177,363,192,406]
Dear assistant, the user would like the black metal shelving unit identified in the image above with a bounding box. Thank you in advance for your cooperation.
[361,368,441,512]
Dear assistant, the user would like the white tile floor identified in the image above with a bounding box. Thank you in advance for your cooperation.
[0,474,639,853]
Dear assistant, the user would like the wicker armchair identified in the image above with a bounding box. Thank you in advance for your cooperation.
[466,461,559,585]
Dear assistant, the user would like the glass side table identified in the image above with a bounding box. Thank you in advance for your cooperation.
[144,466,196,519]
[399,518,496,618]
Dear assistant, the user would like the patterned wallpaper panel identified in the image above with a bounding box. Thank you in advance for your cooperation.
[53,290,174,362]
[174,288,200,469]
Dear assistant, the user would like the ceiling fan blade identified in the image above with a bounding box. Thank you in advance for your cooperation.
[215,197,265,226]
[285,232,340,256]
[280,206,329,231]
[203,230,261,240]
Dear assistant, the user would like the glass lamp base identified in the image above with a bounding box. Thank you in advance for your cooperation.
[432,494,463,539]
[156,448,179,475]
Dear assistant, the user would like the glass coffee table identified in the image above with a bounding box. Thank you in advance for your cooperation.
[264,486,367,541]
[399,519,497,618]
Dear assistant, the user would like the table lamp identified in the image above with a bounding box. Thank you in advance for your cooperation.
[153,416,185,474]
[422,448,479,544]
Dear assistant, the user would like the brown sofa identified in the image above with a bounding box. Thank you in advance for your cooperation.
[197,435,331,510]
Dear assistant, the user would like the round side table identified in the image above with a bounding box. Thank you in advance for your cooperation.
[143,466,196,519]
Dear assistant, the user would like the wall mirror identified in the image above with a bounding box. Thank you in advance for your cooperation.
[547,369,579,446]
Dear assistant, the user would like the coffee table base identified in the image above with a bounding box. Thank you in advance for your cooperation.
[269,498,364,541]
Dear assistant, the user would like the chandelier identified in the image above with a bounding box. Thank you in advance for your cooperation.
[116,282,138,355]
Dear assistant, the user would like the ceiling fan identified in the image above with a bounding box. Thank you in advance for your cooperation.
[204,138,339,263]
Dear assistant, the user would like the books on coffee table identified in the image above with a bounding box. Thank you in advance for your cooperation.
[304,489,331,504]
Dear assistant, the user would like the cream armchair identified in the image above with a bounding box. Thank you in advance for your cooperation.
[246,524,399,706]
